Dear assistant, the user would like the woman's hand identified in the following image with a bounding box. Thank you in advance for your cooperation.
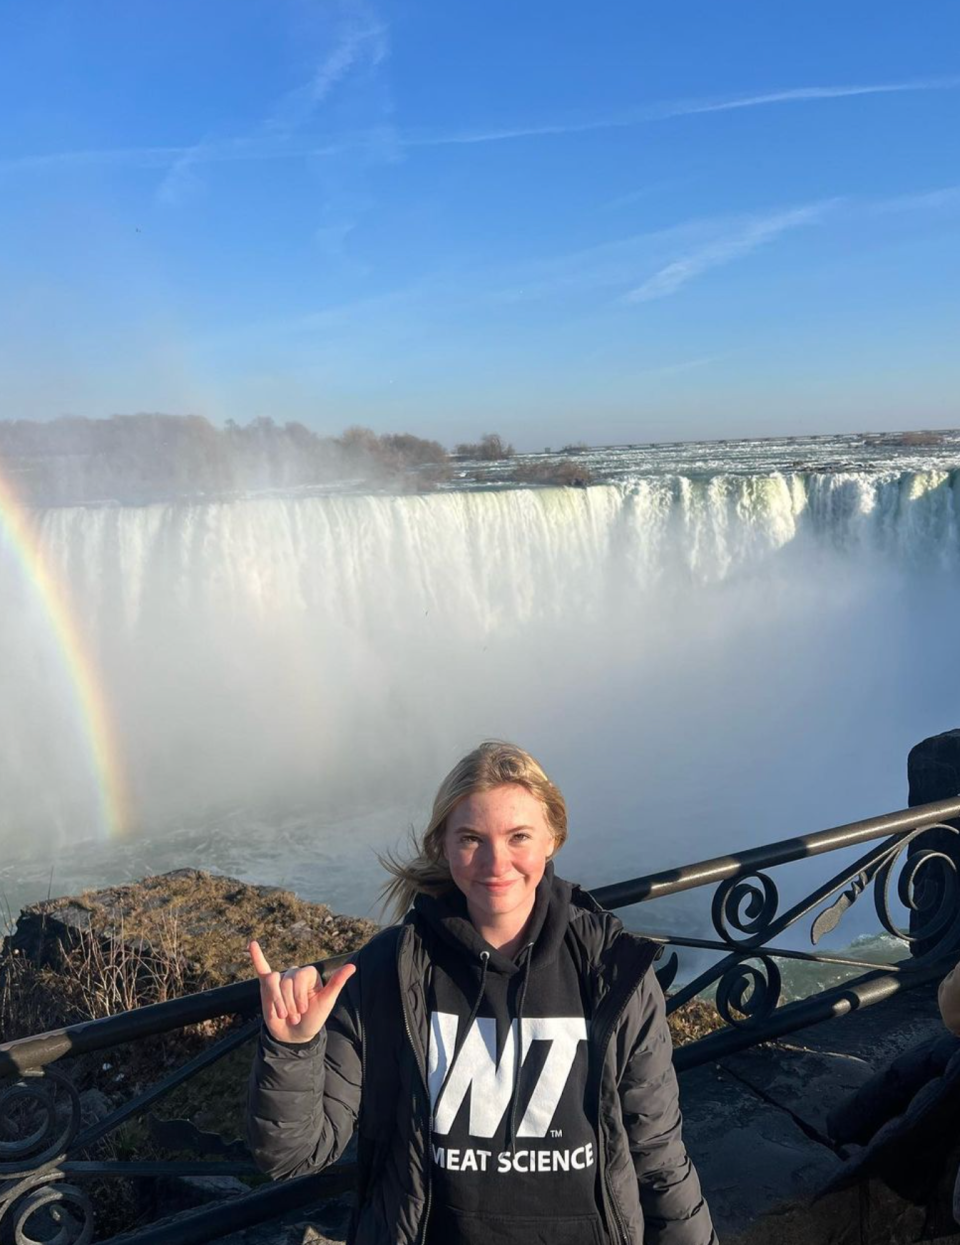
[249,940,356,1044]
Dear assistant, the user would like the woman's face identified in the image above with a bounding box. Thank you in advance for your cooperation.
[443,783,555,927]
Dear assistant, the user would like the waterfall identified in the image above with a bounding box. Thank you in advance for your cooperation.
[2,470,959,917]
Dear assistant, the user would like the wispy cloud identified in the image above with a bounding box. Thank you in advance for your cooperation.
[200,173,960,352]
[282,183,955,317]
[601,180,688,212]
[5,76,956,177]
[870,184,960,215]
[156,144,207,207]
[263,12,389,135]
[474,204,831,308]
[0,140,348,176]
[0,145,186,173]
[0,10,391,188]
[664,79,960,120]
[624,200,840,302]
[153,0,391,206]
[408,77,960,148]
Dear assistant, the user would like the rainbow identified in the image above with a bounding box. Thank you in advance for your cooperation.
[0,460,129,838]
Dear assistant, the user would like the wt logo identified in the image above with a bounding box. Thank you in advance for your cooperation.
[428,1013,587,1139]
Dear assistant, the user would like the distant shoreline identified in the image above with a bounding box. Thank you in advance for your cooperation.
[3,418,959,509]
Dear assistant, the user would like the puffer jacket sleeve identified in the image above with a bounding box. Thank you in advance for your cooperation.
[246,967,362,1181]
[617,967,718,1245]
[939,962,960,1035]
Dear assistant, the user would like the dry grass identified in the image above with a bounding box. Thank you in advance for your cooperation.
[68,870,377,991]
[1,873,377,1110]
[0,872,377,1238]
[1,870,378,1111]
[1,871,377,1036]
[69,908,189,1015]
[0,872,378,1129]
[667,997,726,1046]
[0,907,191,1041]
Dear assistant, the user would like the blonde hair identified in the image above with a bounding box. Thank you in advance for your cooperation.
[379,740,568,922]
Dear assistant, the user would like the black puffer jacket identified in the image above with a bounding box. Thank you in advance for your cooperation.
[247,870,717,1244]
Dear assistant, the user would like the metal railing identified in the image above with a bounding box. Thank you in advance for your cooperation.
[595,796,960,1069]
[2,795,960,1243]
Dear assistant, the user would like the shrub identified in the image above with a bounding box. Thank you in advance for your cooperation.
[454,432,515,460]
[898,430,947,447]
[379,432,448,467]
[510,458,594,487]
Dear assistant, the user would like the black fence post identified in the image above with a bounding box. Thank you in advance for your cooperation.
[907,729,960,957]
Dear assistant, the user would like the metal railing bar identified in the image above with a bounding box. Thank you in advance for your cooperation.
[673,953,956,1073]
[592,796,960,910]
[637,929,908,971]
[0,977,267,1078]
[61,1160,260,1178]
[96,1163,357,1245]
[72,1018,260,1152]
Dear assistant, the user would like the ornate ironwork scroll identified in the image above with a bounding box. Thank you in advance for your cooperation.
[0,1023,259,1245]
[0,1070,81,1175]
[711,872,779,946]
[873,826,960,957]
[0,1071,92,1245]
[662,820,960,1043]
[714,955,783,1028]
[7,1174,95,1245]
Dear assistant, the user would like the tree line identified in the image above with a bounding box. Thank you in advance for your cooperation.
[0,414,526,506]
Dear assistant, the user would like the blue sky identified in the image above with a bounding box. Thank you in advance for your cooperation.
[1,0,958,448]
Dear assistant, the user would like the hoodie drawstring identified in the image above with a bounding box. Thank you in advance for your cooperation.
[507,941,535,1156]
[430,941,536,1154]
[432,949,490,1131]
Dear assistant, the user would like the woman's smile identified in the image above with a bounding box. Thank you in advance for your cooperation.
[443,785,556,936]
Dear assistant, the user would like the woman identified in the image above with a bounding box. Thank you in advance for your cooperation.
[247,741,717,1244]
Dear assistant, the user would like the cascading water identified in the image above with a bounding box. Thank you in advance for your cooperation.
[2,467,959,938]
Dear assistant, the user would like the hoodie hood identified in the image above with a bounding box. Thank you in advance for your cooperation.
[413,861,573,975]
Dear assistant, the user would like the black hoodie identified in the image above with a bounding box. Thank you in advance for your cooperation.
[247,867,718,1244]
[414,866,609,1245]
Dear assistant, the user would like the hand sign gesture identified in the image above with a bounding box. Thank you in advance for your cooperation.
[249,940,357,1044]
